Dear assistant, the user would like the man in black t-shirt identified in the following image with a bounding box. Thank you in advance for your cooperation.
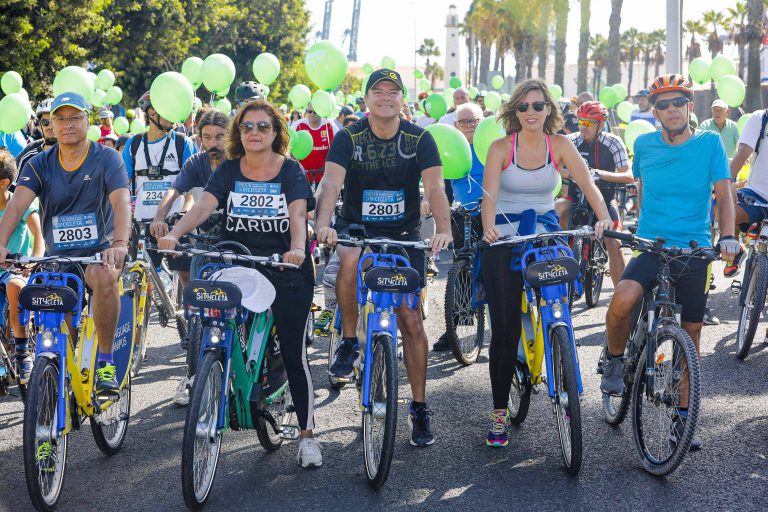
[316,69,452,448]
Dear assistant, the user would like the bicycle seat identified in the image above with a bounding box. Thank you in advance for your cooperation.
[19,284,79,313]
[524,257,579,287]
[364,266,421,294]
[183,280,242,310]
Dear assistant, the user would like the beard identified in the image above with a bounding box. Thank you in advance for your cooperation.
[206,147,223,160]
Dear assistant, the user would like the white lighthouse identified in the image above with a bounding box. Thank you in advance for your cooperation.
[445,4,461,86]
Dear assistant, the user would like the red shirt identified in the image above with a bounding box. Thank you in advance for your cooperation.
[295,120,335,184]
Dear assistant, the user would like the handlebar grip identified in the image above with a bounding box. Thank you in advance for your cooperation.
[476,240,490,250]
[603,230,635,242]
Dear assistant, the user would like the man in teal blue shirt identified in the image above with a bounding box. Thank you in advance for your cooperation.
[699,99,740,158]
[601,74,738,451]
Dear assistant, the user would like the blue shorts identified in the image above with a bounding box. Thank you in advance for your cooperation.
[736,188,768,229]
[0,270,25,287]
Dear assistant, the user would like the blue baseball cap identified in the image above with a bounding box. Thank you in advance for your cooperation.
[635,89,650,97]
[50,92,91,114]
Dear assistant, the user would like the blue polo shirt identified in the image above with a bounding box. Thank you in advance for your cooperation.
[450,144,484,208]
[633,130,729,248]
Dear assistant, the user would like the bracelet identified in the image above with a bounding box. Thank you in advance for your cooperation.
[111,240,129,247]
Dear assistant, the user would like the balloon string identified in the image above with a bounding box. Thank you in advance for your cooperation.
[465,175,519,237]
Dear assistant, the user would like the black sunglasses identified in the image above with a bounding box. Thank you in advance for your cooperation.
[654,97,689,111]
[305,109,315,114]
[238,120,273,134]
[39,119,51,127]
[517,101,548,113]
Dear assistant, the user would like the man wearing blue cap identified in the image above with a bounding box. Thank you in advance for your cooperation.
[0,92,131,395]
[630,89,657,127]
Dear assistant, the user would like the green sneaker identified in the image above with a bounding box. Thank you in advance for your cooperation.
[95,363,119,396]
[36,442,56,473]
[313,310,334,336]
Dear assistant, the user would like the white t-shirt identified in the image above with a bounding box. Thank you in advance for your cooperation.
[438,111,458,126]
[629,109,658,128]
[739,110,768,197]
[415,116,436,128]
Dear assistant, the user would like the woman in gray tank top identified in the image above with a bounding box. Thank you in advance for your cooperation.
[477,79,612,447]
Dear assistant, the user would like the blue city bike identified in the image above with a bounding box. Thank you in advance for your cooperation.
[327,234,431,489]
[479,228,592,475]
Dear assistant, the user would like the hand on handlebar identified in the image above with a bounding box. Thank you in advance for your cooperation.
[430,231,452,256]
[101,245,128,270]
[593,220,613,239]
[718,235,743,263]
[150,219,170,239]
[317,226,337,246]
[158,235,180,252]
[482,227,501,244]
[282,248,305,270]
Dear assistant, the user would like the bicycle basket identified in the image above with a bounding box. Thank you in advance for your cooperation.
[524,257,580,287]
[183,280,242,310]
[19,285,78,313]
[364,266,421,294]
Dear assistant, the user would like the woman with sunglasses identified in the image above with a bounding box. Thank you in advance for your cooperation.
[479,79,612,447]
[158,100,322,468]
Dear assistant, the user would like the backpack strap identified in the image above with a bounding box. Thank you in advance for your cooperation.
[129,134,143,193]
[174,131,187,162]
[755,110,768,156]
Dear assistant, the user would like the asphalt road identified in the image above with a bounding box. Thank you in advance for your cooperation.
[1,256,767,512]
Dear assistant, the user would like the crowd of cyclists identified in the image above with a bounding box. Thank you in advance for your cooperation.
[0,61,761,499]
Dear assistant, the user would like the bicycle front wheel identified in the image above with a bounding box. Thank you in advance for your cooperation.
[551,325,582,475]
[445,259,485,366]
[181,351,224,510]
[507,359,532,425]
[363,334,397,489]
[23,355,68,512]
[584,239,607,308]
[599,344,631,426]
[631,323,700,476]
[326,306,345,390]
[90,373,131,455]
[736,253,768,360]
[186,314,203,377]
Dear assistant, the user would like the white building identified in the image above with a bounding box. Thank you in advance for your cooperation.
[445,5,461,84]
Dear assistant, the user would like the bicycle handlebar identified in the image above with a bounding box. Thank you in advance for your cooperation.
[602,230,719,260]
[158,246,299,269]
[477,227,594,249]
[5,253,131,266]
[335,236,433,251]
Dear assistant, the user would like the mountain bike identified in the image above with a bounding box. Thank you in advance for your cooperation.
[0,276,36,401]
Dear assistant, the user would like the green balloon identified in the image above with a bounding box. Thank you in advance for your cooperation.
[500,93,510,102]
[623,119,655,154]
[414,69,424,79]
[717,74,746,108]
[443,88,455,108]
[53,66,94,104]
[474,116,506,165]
[425,124,472,179]
[113,116,129,135]
[214,98,232,114]
[312,89,335,117]
[381,56,396,69]
[549,84,563,101]
[598,87,618,108]
[469,86,479,100]
[491,75,504,90]
[92,89,107,108]
[293,130,313,160]
[88,71,98,87]
[288,128,298,151]
[181,57,204,89]
[87,125,101,142]
[449,77,462,89]
[616,101,637,123]
[0,93,30,133]
[193,97,203,112]
[96,69,115,91]
[150,71,194,123]
[711,55,736,82]
[362,63,374,75]
[484,91,502,111]
[305,41,348,91]
[215,85,230,97]
[689,57,711,85]
[1,71,22,94]
[17,88,28,101]
[738,113,753,135]
[130,119,146,133]
[202,54,236,94]
[418,78,431,92]
[252,52,280,85]
[424,94,448,119]
[612,84,628,102]
[106,86,123,105]
[553,174,562,198]
[289,84,312,109]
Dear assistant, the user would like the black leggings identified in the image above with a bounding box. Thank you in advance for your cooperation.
[271,283,315,430]
[481,247,525,410]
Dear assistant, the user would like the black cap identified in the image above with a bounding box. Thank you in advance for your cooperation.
[365,69,405,95]
[340,106,354,116]
[235,81,263,103]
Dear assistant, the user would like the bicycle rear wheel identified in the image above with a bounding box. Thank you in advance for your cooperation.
[363,333,397,489]
[584,239,607,308]
[326,306,345,390]
[256,387,292,451]
[735,253,768,360]
[631,323,700,476]
[551,325,582,475]
[23,355,67,512]
[507,359,532,425]
[181,351,224,510]
[91,373,131,455]
[444,259,485,366]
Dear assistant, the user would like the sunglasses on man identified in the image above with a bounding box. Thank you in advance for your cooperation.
[654,97,689,111]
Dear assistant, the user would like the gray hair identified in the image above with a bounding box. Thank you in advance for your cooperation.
[455,102,483,119]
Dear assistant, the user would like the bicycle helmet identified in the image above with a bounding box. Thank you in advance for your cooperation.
[576,101,608,122]
[138,91,152,112]
[634,89,650,98]
[234,81,263,104]
[647,74,693,104]
[36,98,54,118]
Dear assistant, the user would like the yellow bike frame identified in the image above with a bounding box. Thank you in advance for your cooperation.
[519,291,545,386]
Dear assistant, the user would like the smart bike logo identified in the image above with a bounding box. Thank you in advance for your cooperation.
[193,287,229,302]
[377,273,408,288]
[537,264,568,281]
[32,293,64,307]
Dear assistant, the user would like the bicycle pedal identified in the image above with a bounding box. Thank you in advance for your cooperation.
[310,303,322,312]
[279,425,300,440]
[335,376,353,383]
[286,404,296,413]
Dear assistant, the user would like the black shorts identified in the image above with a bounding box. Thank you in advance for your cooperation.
[334,217,426,287]
[620,251,712,323]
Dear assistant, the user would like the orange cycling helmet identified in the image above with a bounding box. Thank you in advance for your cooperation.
[648,74,693,104]
[577,101,608,122]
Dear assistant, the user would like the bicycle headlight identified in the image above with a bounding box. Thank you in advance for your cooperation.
[551,302,563,319]
[42,330,54,348]
[210,327,222,344]
[379,309,391,328]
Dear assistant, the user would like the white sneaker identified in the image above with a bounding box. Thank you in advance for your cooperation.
[297,437,323,468]
[172,375,194,406]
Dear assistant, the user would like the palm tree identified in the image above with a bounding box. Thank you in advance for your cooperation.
[650,29,665,78]
[727,1,749,79]
[553,0,569,88]
[683,19,707,63]
[621,27,640,96]
[606,0,624,85]
[590,34,608,96]
[426,62,444,90]
[745,0,764,110]
[702,10,727,58]
[536,0,553,80]
[416,38,441,77]
[638,31,654,89]
[464,0,500,87]
[577,0,591,93]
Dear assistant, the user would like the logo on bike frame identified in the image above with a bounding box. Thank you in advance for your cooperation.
[193,287,229,302]
[31,293,64,308]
